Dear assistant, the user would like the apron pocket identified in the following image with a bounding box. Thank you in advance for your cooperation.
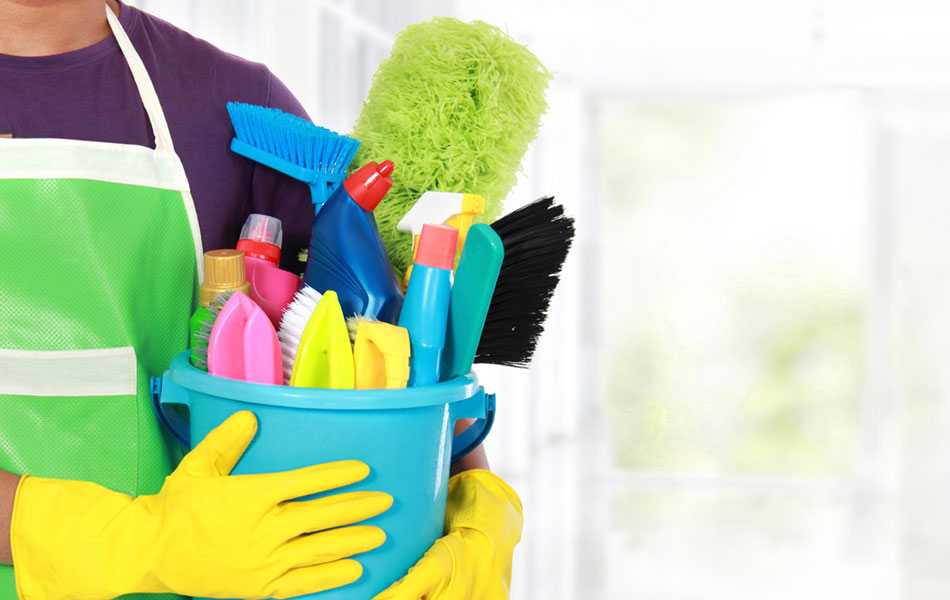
[0,347,140,494]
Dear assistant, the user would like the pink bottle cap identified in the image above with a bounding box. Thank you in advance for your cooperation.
[415,224,458,270]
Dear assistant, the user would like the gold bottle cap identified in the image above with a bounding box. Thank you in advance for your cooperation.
[200,249,251,306]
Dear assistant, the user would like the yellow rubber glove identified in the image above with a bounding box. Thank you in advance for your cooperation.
[12,411,392,600]
[374,469,523,600]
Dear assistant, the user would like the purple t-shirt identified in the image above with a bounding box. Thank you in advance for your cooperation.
[0,2,313,272]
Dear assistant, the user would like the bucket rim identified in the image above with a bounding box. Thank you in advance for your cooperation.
[166,351,482,410]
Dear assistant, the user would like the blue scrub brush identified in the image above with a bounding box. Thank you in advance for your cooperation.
[226,102,361,213]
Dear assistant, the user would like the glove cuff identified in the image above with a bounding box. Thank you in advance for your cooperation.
[11,475,162,600]
[447,469,523,513]
[445,469,524,548]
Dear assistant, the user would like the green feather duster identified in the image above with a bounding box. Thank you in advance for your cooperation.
[352,17,551,274]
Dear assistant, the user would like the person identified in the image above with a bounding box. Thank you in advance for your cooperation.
[0,1,522,599]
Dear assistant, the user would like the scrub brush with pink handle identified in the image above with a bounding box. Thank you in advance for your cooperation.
[207,292,283,385]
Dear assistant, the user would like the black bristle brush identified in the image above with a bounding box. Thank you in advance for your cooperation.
[475,196,575,367]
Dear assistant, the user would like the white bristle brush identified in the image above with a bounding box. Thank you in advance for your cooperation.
[277,286,323,384]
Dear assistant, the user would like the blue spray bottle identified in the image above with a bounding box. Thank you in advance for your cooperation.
[304,160,404,322]
[398,224,458,386]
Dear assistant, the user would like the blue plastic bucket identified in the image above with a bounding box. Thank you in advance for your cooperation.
[153,351,495,600]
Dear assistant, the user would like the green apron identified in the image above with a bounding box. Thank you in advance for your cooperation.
[0,7,202,598]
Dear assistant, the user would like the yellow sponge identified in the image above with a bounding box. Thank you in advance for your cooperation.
[353,321,411,389]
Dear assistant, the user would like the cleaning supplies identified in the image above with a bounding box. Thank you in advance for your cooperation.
[157,356,495,599]
[345,315,367,344]
[397,191,486,288]
[246,265,300,327]
[441,225,505,380]
[286,291,355,389]
[351,18,551,275]
[304,160,404,323]
[198,249,252,304]
[226,102,361,213]
[444,194,487,262]
[189,292,233,371]
[190,249,251,369]
[277,285,323,383]
[476,196,575,367]
[398,224,457,386]
[353,320,411,389]
[237,213,283,266]
[207,292,283,384]
[237,214,301,326]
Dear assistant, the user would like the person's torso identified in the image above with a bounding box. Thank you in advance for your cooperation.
[0,7,211,597]
[0,2,280,253]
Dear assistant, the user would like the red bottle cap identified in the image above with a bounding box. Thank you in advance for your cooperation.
[415,224,458,270]
[343,160,395,212]
[237,214,282,266]
[237,239,281,265]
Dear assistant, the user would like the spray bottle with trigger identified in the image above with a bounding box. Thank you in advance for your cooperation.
[397,192,486,289]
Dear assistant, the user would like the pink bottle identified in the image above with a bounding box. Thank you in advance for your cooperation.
[237,214,301,326]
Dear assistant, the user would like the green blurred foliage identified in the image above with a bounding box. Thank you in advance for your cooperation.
[607,286,862,475]
[600,100,864,477]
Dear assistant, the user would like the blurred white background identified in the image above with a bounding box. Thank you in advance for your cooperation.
[129,1,950,597]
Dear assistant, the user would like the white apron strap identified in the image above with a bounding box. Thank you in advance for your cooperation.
[105,6,175,154]
[105,4,204,279]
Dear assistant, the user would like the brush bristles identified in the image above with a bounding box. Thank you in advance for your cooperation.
[477,196,575,367]
[277,286,323,383]
[226,102,360,179]
[346,316,373,344]
[190,292,235,370]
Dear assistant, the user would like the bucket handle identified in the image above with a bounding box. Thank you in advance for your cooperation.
[151,374,191,447]
[450,389,496,462]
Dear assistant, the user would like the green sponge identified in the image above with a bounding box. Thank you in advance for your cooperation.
[352,17,551,275]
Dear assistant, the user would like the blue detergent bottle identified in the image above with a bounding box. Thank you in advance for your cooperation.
[304,160,404,323]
